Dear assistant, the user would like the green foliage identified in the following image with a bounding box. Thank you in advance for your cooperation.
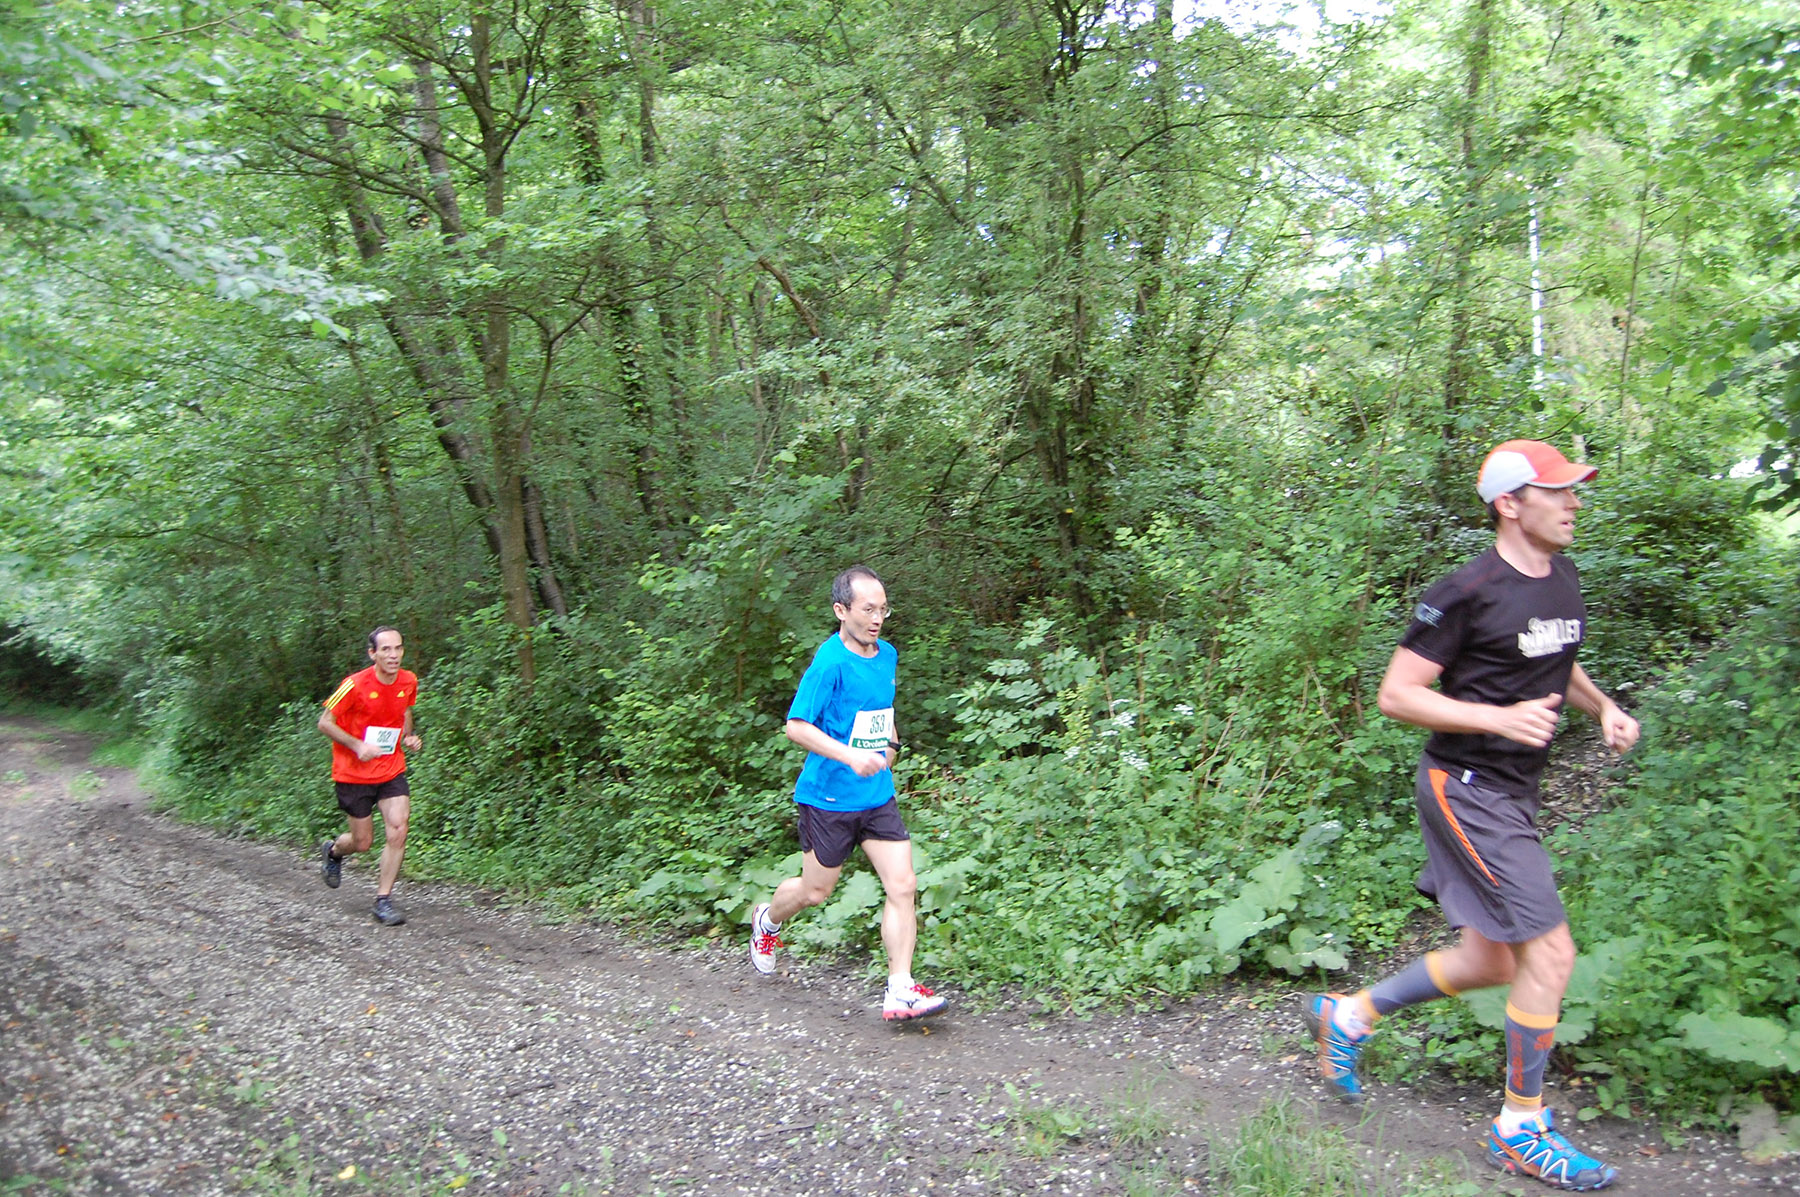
[1558,574,1800,1114]
[1683,25,1800,518]
[1574,469,1769,686]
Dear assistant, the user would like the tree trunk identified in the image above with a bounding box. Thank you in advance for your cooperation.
[1440,0,1497,494]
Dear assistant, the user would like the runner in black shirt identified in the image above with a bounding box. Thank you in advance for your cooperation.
[1304,440,1639,1192]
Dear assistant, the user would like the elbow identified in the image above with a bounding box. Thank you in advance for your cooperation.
[783,718,808,745]
[1375,684,1405,722]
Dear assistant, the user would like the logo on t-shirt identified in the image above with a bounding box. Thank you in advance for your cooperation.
[1415,602,1444,627]
[1518,617,1582,659]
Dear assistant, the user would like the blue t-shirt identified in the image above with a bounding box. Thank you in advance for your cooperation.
[788,633,897,812]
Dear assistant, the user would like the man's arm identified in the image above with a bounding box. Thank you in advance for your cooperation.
[401,706,422,753]
[1564,663,1640,754]
[1375,646,1564,748]
[317,706,380,762]
[785,718,890,778]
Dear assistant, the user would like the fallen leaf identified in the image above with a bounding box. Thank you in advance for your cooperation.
[366,1004,379,1015]
[337,1164,357,1180]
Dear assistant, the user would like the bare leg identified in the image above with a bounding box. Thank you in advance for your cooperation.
[768,851,840,925]
[334,815,375,859]
[860,838,918,980]
[1506,922,1574,1015]
[375,794,410,896]
[1433,926,1519,993]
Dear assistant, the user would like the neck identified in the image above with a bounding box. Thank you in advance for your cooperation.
[372,664,400,684]
[838,629,877,657]
[1495,529,1554,578]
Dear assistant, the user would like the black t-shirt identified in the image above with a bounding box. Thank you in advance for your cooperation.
[1398,547,1586,793]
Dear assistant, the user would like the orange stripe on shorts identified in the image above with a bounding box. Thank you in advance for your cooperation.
[1429,768,1500,888]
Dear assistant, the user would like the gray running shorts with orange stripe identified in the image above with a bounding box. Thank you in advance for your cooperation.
[1411,753,1565,944]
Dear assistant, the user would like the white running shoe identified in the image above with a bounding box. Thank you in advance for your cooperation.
[749,903,782,975]
[882,981,948,1021]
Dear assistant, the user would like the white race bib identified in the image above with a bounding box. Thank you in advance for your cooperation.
[363,725,402,756]
[848,707,894,751]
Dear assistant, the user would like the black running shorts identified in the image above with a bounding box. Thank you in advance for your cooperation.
[1412,754,1565,944]
[335,773,411,820]
[795,799,910,869]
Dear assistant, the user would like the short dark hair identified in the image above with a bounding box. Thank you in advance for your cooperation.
[831,566,882,608]
[1485,484,1528,528]
[366,626,402,653]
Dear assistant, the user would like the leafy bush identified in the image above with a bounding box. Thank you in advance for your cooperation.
[1556,575,1800,1115]
[1574,467,1769,686]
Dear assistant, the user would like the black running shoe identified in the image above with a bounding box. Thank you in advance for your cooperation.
[372,895,406,926]
[319,840,341,889]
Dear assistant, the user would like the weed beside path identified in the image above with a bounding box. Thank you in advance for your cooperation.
[0,717,1792,1195]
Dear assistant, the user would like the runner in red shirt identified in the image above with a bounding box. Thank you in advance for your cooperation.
[316,627,421,925]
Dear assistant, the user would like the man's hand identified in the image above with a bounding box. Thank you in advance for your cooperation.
[1599,704,1639,754]
[352,741,382,763]
[846,749,891,778]
[1490,694,1563,748]
[402,733,423,753]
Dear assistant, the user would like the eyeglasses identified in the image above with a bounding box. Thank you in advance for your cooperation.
[845,604,891,619]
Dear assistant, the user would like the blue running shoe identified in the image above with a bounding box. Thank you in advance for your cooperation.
[1302,992,1368,1104]
[1487,1109,1617,1191]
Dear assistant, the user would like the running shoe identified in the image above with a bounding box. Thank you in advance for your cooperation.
[1302,992,1369,1104]
[372,895,407,926]
[748,903,782,975]
[319,839,341,889]
[882,982,947,1021]
[1487,1109,1617,1191]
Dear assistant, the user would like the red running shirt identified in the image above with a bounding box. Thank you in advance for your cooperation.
[323,666,418,784]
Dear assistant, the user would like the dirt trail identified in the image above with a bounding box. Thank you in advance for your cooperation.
[1,717,1793,1195]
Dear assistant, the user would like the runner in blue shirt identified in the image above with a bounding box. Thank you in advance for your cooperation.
[748,565,947,1021]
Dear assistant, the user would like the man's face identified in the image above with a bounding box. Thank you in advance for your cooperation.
[834,579,888,652]
[1506,483,1582,551]
[368,631,405,677]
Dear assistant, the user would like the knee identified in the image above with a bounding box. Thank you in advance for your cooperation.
[348,827,375,853]
[798,880,835,908]
[1528,930,1577,987]
[385,823,407,849]
[882,870,917,904]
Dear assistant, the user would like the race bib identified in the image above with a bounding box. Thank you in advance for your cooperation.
[848,708,894,751]
[363,725,402,756]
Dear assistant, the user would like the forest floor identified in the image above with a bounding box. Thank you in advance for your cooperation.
[1,714,1795,1196]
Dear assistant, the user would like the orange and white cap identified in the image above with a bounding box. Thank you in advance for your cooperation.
[1476,440,1597,503]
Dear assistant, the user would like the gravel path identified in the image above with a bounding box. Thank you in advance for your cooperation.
[1,717,1794,1195]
